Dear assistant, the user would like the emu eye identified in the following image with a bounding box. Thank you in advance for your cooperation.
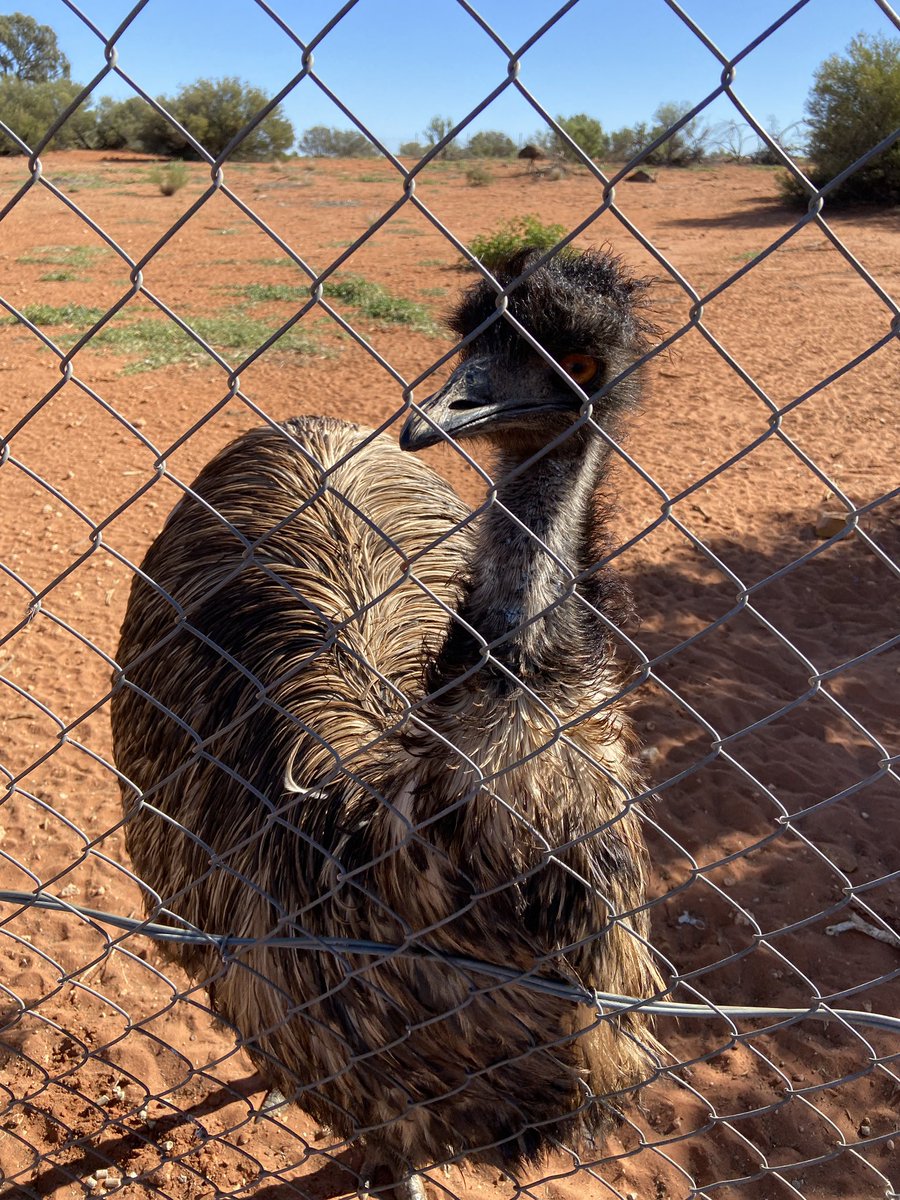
[559,353,600,386]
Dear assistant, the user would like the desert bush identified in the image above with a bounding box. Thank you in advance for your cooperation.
[92,95,150,150]
[150,161,190,195]
[645,102,711,166]
[466,214,568,270]
[538,113,608,162]
[465,164,493,187]
[399,140,427,158]
[606,104,711,167]
[420,115,464,160]
[146,77,294,160]
[464,130,516,158]
[0,77,94,153]
[298,125,377,157]
[781,33,900,205]
[606,122,650,162]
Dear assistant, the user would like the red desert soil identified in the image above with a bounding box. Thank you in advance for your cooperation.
[0,154,897,1200]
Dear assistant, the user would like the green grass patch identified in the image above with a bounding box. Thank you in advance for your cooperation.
[4,303,105,326]
[466,214,568,270]
[17,244,108,268]
[51,172,116,191]
[230,274,438,334]
[322,275,436,332]
[1,302,326,369]
[239,282,306,303]
[0,302,106,347]
[93,315,322,373]
[39,270,79,282]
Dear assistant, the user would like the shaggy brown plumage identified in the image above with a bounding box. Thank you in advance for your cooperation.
[111,248,662,1198]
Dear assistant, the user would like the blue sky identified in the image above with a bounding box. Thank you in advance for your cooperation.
[12,0,900,151]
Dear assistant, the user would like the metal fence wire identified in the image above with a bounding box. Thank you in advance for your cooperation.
[1,1,899,1198]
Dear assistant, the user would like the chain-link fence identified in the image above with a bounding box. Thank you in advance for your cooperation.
[1,2,899,1199]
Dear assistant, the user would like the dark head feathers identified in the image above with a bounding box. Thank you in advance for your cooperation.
[449,247,657,364]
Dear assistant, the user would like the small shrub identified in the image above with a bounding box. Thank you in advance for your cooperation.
[466,214,568,270]
[150,161,190,196]
[465,164,492,187]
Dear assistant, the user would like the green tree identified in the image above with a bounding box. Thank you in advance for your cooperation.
[148,77,294,160]
[298,125,376,157]
[607,121,650,162]
[646,102,710,166]
[464,129,516,157]
[421,115,462,159]
[544,113,608,161]
[0,12,69,81]
[0,76,91,153]
[787,33,900,204]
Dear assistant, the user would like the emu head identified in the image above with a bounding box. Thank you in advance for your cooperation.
[401,247,655,454]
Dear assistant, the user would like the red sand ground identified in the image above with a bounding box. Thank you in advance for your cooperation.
[0,154,897,1200]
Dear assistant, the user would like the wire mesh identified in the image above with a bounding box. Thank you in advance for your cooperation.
[1,2,898,1199]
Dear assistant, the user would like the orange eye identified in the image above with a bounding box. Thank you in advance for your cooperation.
[560,353,600,386]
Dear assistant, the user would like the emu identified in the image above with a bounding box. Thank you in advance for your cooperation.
[111,248,662,1199]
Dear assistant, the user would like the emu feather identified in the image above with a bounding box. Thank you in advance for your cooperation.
[111,249,663,1197]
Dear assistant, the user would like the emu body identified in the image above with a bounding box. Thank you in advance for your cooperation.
[112,251,661,1194]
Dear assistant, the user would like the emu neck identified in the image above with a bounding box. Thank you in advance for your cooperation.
[435,433,611,694]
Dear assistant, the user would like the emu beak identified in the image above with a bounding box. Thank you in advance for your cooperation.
[400,357,496,452]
